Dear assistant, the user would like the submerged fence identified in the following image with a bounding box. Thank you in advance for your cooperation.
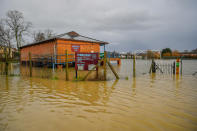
[149,58,183,75]
[0,51,119,81]
[0,51,188,81]
[29,53,75,68]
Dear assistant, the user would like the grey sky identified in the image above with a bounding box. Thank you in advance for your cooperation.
[0,0,197,51]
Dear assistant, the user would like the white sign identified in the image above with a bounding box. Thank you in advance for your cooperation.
[78,65,84,70]
[88,64,96,70]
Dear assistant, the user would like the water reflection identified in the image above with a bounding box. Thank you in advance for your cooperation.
[5,76,9,90]
[21,77,119,107]
[150,73,156,88]
[176,74,180,88]
[29,78,34,99]
[174,74,183,97]
[1,60,197,131]
[132,77,136,96]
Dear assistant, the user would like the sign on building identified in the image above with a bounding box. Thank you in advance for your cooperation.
[75,53,98,71]
[71,45,80,52]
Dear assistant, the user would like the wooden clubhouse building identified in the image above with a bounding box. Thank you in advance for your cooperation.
[20,31,109,66]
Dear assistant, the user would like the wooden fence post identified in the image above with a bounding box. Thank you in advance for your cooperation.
[180,59,182,75]
[133,55,136,77]
[107,60,119,79]
[29,52,32,77]
[5,52,8,75]
[151,59,156,73]
[65,50,69,81]
[96,62,99,79]
[104,51,107,80]
[173,61,175,75]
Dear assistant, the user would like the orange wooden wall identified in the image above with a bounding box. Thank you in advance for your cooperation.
[20,41,55,61]
[56,39,100,63]
[57,39,100,54]
[20,39,100,63]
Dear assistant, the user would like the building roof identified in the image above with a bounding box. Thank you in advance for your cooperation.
[20,31,109,49]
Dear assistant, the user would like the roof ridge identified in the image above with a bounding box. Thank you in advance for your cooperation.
[78,34,106,43]
[21,31,109,48]
[55,32,69,38]
[56,31,79,38]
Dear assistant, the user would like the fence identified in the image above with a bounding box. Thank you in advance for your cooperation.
[29,52,75,68]
[1,51,186,81]
[149,59,182,75]
[28,51,121,68]
[1,51,119,81]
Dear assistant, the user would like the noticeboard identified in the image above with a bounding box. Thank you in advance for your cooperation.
[75,53,99,71]
[100,53,104,58]
[71,45,80,52]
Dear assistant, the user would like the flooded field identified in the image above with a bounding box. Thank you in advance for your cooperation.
[0,59,197,131]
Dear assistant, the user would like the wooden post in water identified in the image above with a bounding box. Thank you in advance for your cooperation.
[180,59,182,75]
[75,70,78,79]
[149,62,152,74]
[96,62,99,79]
[107,60,119,79]
[0,62,2,75]
[173,61,175,75]
[53,44,56,72]
[29,52,32,77]
[65,50,69,81]
[151,59,156,73]
[104,51,107,80]
[133,55,136,77]
[5,52,8,75]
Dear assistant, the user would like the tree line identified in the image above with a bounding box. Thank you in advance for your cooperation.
[0,10,55,58]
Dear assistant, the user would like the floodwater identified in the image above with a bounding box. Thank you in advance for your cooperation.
[0,59,197,131]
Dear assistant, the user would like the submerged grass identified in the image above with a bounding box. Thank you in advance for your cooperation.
[9,74,20,77]
[51,76,59,80]
[125,76,129,80]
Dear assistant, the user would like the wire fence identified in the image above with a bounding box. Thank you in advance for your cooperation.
[1,52,197,80]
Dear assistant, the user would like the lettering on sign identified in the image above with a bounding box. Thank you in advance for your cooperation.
[75,53,98,71]
[71,45,80,52]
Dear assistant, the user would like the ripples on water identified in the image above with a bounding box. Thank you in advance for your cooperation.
[0,60,197,131]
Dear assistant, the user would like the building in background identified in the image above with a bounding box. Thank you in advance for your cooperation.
[180,49,197,58]
[0,45,17,59]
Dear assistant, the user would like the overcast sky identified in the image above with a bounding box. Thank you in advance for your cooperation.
[0,0,197,52]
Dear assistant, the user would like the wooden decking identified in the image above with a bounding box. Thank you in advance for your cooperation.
[109,58,121,65]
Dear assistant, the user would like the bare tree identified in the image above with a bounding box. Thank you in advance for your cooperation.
[0,20,13,58]
[33,29,55,42]
[5,10,32,50]
[45,29,55,39]
[33,31,45,42]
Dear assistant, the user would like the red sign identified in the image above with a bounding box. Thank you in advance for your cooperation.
[71,45,80,52]
[75,53,98,71]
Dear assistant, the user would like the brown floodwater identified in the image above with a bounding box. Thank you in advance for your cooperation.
[0,59,197,131]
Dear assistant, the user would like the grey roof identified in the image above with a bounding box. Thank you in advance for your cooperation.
[21,31,108,48]
[55,31,108,43]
